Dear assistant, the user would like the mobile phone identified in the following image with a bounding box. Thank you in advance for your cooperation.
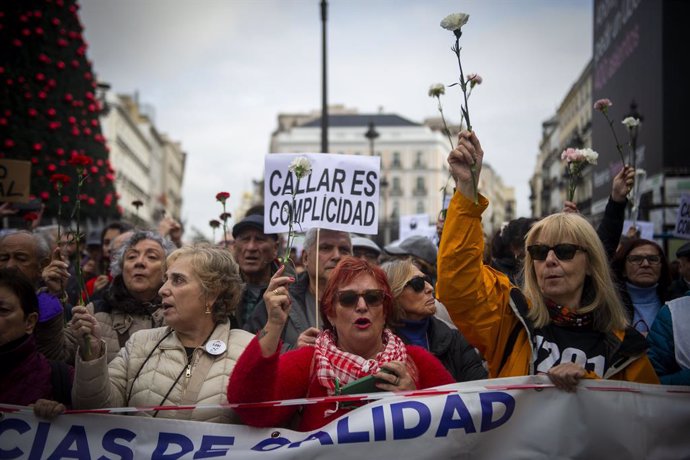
[339,368,394,395]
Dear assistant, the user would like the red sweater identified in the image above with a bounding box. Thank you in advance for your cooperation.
[227,335,455,432]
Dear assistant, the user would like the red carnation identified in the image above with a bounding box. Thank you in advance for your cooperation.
[23,212,39,222]
[220,212,232,222]
[209,219,221,229]
[68,154,92,167]
[215,192,230,203]
[132,200,144,209]
[50,173,71,187]
[87,197,96,205]
[40,191,50,201]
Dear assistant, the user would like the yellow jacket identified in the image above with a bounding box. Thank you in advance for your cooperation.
[437,192,658,384]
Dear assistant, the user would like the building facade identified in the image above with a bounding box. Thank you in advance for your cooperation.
[99,91,186,227]
[530,61,593,218]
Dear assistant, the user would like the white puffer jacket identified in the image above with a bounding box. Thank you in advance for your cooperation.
[72,322,254,423]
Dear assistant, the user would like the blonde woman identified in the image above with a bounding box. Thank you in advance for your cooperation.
[381,259,487,382]
[437,130,658,391]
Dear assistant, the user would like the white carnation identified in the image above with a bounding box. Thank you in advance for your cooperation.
[580,148,599,165]
[440,13,469,32]
[621,117,641,129]
[288,156,312,179]
[428,83,445,97]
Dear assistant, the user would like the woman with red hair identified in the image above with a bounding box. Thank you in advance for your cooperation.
[227,257,453,431]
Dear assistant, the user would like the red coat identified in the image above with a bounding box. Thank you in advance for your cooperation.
[227,335,455,432]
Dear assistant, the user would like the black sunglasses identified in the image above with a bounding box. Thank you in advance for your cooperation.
[527,244,587,261]
[337,289,385,308]
[405,275,433,293]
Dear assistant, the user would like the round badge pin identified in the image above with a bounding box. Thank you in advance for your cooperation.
[206,340,227,355]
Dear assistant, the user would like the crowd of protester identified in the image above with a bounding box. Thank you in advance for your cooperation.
[2,129,689,430]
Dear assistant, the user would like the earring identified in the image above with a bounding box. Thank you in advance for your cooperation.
[205,305,212,315]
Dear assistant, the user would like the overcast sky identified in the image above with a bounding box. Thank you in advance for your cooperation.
[79,0,592,239]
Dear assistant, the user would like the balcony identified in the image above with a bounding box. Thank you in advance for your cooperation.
[412,187,427,197]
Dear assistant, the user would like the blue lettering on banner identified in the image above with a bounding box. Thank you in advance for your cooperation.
[99,428,136,460]
[390,401,432,440]
[480,392,515,432]
[45,425,89,460]
[287,431,333,449]
[0,418,30,459]
[336,416,370,443]
[372,405,386,441]
[152,432,194,459]
[28,421,51,460]
[192,436,235,459]
[251,436,290,451]
[435,395,477,437]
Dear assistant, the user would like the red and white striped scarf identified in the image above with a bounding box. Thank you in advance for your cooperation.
[313,328,413,395]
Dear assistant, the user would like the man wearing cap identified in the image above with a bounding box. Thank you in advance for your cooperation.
[232,212,279,328]
[352,236,382,265]
[667,242,690,300]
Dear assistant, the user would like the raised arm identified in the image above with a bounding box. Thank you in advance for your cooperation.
[436,131,516,375]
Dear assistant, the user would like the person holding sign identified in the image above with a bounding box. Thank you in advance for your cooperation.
[244,227,352,351]
[227,257,454,431]
[68,244,254,422]
[437,130,658,391]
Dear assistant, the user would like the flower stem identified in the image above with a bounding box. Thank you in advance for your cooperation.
[453,37,478,204]
[222,202,228,247]
[603,112,627,166]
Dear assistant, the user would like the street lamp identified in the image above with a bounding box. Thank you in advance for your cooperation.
[624,100,643,169]
[364,121,379,156]
[380,175,390,245]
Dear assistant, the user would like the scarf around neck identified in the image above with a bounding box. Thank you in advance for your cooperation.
[313,328,412,395]
[545,299,593,329]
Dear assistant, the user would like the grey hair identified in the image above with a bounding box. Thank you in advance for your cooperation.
[302,228,351,253]
[0,230,51,263]
[110,230,176,277]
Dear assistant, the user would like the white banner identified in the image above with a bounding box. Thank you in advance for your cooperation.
[623,219,655,240]
[675,193,690,239]
[264,153,380,235]
[399,213,430,241]
[2,377,689,459]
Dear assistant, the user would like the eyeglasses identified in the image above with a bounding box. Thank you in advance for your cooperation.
[337,289,385,308]
[627,254,661,265]
[405,275,432,293]
[527,244,587,261]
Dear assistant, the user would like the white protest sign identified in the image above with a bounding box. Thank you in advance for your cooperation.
[264,153,380,235]
[399,213,430,240]
[623,220,655,241]
[3,377,689,459]
[675,193,690,239]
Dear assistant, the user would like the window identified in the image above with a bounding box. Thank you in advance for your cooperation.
[392,152,401,168]
[417,201,425,213]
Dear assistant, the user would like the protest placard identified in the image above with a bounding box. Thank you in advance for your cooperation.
[675,193,690,239]
[264,154,380,235]
[0,159,31,203]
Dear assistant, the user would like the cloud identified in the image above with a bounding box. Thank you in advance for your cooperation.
[79,0,592,237]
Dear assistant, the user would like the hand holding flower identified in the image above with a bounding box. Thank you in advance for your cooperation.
[448,130,484,200]
[610,165,635,203]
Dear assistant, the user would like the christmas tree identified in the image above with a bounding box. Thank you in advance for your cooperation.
[0,0,120,224]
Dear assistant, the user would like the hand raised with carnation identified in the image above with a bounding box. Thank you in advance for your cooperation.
[448,130,484,200]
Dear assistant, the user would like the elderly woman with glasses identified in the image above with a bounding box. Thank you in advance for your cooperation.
[227,257,454,431]
[437,130,658,391]
[611,239,671,335]
[381,259,487,382]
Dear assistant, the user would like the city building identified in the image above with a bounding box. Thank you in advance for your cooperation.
[530,61,592,218]
[267,106,515,244]
[99,91,186,227]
